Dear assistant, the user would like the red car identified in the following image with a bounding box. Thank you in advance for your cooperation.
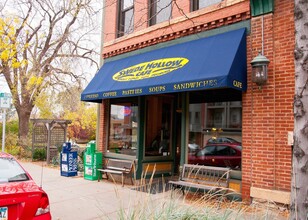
[0,152,51,220]
[188,143,242,169]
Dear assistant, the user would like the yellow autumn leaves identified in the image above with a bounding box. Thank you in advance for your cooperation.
[0,17,28,68]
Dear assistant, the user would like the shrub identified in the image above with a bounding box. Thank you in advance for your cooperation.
[33,148,46,161]
[6,145,22,156]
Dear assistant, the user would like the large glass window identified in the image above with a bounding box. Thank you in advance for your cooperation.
[108,98,138,156]
[188,101,242,169]
[191,0,222,11]
[149,0,172,26]
[145,96,173,157]
[117,0,134,37]
[205,101,242,130]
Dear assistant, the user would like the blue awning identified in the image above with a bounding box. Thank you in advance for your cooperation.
[81,28,247,102]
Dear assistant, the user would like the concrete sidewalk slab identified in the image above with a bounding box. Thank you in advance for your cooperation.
[20,162,289,220]
[21,162,156,220]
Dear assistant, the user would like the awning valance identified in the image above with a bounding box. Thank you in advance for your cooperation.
[81,28,247,102]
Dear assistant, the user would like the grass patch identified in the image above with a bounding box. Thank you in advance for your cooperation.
[99,164,288,220]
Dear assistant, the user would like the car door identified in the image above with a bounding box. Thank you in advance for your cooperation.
[214,145,239,168]
[195,146,216,166]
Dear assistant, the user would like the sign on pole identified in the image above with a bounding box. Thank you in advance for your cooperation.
[0,93,11,152]
[0,93,11,109]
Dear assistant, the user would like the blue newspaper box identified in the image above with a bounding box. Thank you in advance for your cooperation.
[60,151,78,177]
[62,142,72,153]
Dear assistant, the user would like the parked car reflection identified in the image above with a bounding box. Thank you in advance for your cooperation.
[188,143,200,153]
[207,137,241,144]
[188,143,242,169]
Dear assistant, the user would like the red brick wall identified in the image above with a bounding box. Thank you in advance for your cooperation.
[97,100,109,153]
[102,0,249,56]
[103,0,118,43]
[242,0,294,201]
[172,0,190,18]
[99,0,294,201]
[134,0,149,32]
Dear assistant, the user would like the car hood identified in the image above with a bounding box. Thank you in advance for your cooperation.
[0,180,42,195]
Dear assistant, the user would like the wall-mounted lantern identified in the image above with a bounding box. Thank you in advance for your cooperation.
[251,52,270,88]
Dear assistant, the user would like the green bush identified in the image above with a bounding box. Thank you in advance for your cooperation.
[7,121,19,134]
[4,132,18,147]
[33,148,46,161]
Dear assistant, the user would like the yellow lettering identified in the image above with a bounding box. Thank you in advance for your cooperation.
[103,92,117,97]
[173,79,218,91]
[233,80,242,88]
[122,88,143,95]
[85,94,99,99]
[135,88,142,94]
[149,86,166,93]
[113,58,189,81]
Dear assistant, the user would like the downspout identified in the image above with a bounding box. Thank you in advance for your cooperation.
[96,0,106,150]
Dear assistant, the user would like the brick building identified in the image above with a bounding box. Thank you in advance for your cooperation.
[82,0,294,203]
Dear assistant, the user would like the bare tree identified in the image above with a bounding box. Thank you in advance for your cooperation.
[0,0,100,146]
[291,0,308,219]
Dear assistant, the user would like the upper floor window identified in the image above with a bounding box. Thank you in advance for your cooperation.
[191,0,222,11]
[117,0,134,37]
[149,0,172,26]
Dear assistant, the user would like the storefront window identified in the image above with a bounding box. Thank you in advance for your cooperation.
[145,96,173,157]
[108,99,138,156]
[188,101,242,169]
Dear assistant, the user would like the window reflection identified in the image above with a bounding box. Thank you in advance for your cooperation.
[108,99,138,156]
[188,100,242,169]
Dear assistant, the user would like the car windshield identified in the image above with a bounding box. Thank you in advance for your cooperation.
[208,137,239,143]
[0,157,29,183]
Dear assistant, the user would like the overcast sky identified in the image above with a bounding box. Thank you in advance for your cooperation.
[0,76,10,93]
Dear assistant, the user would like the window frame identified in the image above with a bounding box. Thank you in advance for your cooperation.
[149,0,172,26]
[191,0,199,11]
[117,0,134,38]
[191,0,222,12]
[107,97,139,157]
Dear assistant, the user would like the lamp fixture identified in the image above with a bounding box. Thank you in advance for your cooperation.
[251,52,270,89]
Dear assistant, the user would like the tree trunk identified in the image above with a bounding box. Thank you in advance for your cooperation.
[16,106,32,147]
[291,0,308,219]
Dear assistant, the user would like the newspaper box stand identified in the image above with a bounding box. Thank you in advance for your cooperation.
[84,141,102,180]
[60,142,78,177]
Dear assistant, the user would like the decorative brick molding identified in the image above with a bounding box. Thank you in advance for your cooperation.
[103,11,250,59]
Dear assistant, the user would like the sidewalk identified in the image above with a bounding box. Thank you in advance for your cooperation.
[21,162,165,220]
[21,162,289,220]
